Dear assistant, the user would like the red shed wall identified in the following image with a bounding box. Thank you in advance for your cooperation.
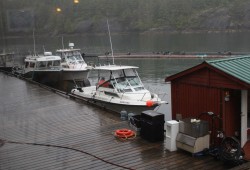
[172,83,221,119]
[171,66,242,141]
[177,67,247,89]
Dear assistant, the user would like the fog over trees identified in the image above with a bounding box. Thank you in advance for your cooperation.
[1,0,250,37]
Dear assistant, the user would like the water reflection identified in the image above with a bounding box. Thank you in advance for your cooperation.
[111,58,204,84]
[2,32,250,54]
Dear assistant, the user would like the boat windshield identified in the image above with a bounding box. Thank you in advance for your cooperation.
[113,76,144,92]
[36,60,61,69]
[111,68,145,92]
[90,67,145,92]
[57,50,85,64]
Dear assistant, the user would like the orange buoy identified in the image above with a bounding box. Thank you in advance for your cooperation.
[114,129,136,139]
[146,100,154,107]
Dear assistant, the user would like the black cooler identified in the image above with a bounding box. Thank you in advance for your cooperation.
[140,110,165,142]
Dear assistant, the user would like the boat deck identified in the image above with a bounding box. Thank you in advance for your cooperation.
[0,72,249,170]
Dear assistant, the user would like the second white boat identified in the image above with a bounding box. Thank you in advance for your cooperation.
[56,43,93,82]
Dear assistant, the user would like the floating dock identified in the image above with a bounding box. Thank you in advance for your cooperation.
[0,72,249,170]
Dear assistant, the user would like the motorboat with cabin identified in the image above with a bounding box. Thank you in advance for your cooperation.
[55,43,92,84]
[71,64,167,114]
[14,52,62,86]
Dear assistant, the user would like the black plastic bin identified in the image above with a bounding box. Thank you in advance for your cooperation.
[140,110,165,142]
[129,114,141,135]
[130,115,141,128]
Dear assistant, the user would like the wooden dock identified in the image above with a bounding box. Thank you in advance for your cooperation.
[0,72,249,170]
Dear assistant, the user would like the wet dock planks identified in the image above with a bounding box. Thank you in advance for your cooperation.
[0,72,249,170]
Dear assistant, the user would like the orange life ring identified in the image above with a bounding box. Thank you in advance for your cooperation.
[114,129,135,139]
[116,129,132,136]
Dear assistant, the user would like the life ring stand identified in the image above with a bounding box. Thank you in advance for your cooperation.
[114,129,136,140]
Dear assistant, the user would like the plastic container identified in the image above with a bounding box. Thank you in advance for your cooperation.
[120,110,128,121]
[179,118,209,138]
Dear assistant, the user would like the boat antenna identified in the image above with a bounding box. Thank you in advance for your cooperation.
[61,36,64,49]
[32,28,37,55]
[43,45,45,53]
[107,19,114,65]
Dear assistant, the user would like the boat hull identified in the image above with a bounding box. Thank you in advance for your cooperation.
[16,69,90,90]
[71,92,159,115]
[61,70,89,81]
[22,71,61,86]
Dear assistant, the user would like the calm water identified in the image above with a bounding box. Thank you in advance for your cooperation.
[2,32,250,54]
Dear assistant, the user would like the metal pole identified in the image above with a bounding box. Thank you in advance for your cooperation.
[107,19,114,65]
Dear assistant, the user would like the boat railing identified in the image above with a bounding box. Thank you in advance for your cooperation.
[35,66,61,71]
[156,92,167,101]
[146,86,168,100]
[120,91,167,102]
[119,91,149,101]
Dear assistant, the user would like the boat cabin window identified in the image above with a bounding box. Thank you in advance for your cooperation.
[30,62,35,68]
[38,61,46,68]
[98,78,108,87]
[66,55,85,63]
[124,69,136,77]
[0,56,4,64]
[58,51,84,64]
[112,69,137,79]
[113,70,124,78]
[74,54,82,60]
[25,62,29,68]
[53,60,60,66]
[47,61,52,67]
[111,69,144,92]
[127,77,142,87]
[67,56,75,62]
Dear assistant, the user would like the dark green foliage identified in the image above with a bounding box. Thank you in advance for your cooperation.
[0,0,249,36]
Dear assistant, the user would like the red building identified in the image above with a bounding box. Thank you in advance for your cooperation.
[166,56,250,148]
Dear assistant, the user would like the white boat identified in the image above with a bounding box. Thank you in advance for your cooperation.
[15,52,62,86]
[71,64,167,114]
[55,43,92,82]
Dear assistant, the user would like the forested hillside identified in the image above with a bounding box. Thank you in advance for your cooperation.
[1,0,250,36]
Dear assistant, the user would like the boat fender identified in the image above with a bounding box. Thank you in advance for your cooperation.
[146,100,154,107]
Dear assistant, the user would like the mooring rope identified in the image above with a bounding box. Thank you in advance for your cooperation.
[1,139,134,170]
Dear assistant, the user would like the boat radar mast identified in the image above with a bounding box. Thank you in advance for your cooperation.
[107,19,114,65]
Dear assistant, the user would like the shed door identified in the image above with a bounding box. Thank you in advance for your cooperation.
[223,89,241,138]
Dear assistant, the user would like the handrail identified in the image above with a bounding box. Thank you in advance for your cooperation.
[120,91,150,101]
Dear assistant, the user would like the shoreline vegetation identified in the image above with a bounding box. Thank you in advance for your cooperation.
[97,52,249,59]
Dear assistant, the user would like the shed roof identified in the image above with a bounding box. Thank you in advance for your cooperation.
[207,56,250,84]
[166,56,250,87]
